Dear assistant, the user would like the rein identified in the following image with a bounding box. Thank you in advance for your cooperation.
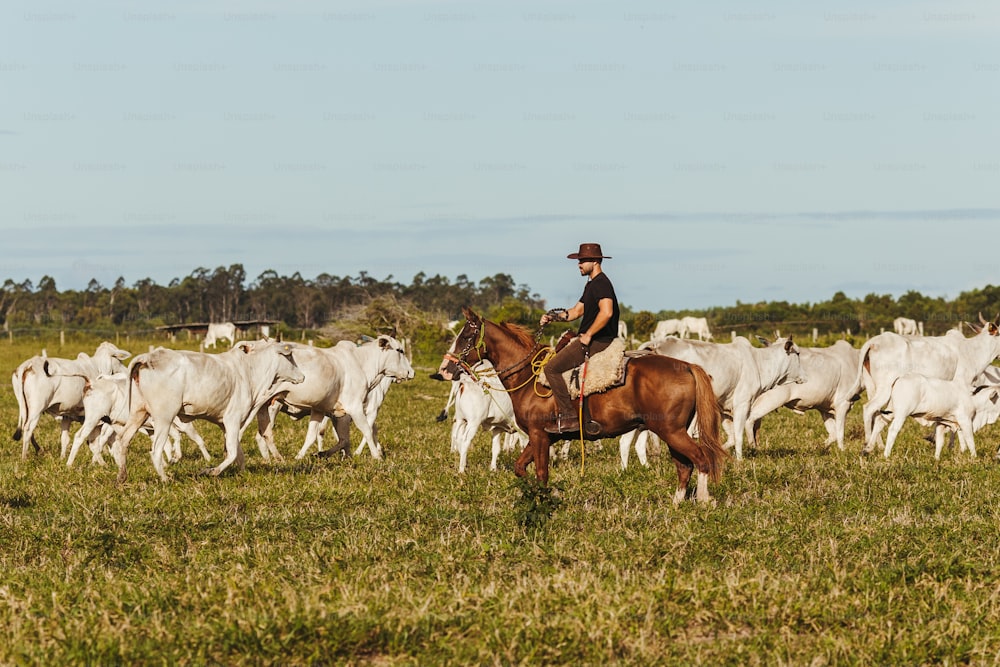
[455,319,555,396]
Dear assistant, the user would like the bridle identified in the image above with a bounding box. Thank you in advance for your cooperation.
[452,316,555,395]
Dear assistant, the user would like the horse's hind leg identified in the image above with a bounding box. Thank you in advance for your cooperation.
[658,426,715,505]
[670,455,694,505]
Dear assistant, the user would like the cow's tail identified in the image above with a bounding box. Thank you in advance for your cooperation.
[127,354,151,415]
[690,363,727,482]
[853,339,874,400]
[12,362,31,441]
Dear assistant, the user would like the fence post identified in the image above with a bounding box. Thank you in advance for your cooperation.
[60,330,65,347]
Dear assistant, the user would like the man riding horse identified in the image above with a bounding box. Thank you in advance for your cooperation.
[540,243,620,435]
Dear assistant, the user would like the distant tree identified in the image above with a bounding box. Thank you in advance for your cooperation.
[632,310,657,339]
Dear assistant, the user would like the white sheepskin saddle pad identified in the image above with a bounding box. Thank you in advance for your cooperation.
[538,338,628,399]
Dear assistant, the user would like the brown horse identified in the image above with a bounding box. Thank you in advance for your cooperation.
[440,307,727,504]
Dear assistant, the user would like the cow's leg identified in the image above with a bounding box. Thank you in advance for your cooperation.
[619,429,636,470]
[149,423,174,481]
[254,404,276,461]
[731,404,749,460]
[208,422,243,477]
[20,410,44,459]
[67,415,102,467]
[456,420,474,473]
[862,389,892,453]
[115,405,151,482]
[166,426,183,463]
[489,429,503,471]
[59,417,74,459]
[832,402,852,451]
[295,414,326,459]
[933,424,949,460]
[175,419,211,462]
[958,417,977,458]
[93,427,115,465]
[882,415,906,458]
[865,410,889,456]
[340,401,381,459]
[635,429,650,467]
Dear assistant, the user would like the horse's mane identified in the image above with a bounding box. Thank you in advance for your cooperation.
[497,321,536,350]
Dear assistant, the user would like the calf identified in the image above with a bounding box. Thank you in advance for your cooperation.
[874,373,1000,459]
[435,360,527,473]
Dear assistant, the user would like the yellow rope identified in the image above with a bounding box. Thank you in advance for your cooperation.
[578,359,587,477]
[482,346,556,396]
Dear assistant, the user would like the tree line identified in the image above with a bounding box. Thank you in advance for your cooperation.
[3,265,1000,351]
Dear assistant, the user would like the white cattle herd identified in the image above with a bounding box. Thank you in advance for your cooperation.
[10,313,1000,481]
[12,333,414,481]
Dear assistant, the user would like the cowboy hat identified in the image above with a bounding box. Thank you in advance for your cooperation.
[567,242,612,260]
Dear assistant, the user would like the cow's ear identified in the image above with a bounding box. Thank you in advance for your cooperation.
[379,337,389,349]
[235,341,254,354]
[991,391,999,405]
[755,336,770,347]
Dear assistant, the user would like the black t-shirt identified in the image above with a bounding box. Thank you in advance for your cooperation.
[578,272,620,342]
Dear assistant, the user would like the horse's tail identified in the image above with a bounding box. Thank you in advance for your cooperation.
[690,363,727,482]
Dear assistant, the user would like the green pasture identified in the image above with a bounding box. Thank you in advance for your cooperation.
[2,338,1000,665]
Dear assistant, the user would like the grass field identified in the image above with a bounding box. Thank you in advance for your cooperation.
[3,338,1000,665]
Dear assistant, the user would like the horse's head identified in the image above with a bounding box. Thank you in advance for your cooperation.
[432,307,486,380]
[452,307,487,366]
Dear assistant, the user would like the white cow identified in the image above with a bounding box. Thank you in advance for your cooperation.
[308,335,415,459]
[116,340,305,482]
[873,374,1000,459]
[255,335,413,461]
[433,360,527,473]
[857,314,1000,454]
[65,373,210,467]
[893,317,920,336]
[204,322,237,349]
[12,342,132,459]
[650,318,686,342]
[649,335,805,459]
[682,316,713,341]
[746,340,862,451]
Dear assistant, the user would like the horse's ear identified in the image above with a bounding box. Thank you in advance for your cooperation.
[462,306,480,324]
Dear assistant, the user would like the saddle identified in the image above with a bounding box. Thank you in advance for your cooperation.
[538,337,637,399]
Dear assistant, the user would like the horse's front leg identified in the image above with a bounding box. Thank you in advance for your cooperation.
[535,434,551,485]
[515,431,540,477]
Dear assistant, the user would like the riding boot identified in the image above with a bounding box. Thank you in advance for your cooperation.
[544,412,580,434]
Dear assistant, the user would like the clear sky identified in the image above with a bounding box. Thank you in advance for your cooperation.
[2,0,997,313]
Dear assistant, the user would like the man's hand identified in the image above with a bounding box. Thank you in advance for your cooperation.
[540,308,568,326]
[579,332,592,347]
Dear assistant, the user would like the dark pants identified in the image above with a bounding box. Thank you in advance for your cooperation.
[544,338,613,418]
